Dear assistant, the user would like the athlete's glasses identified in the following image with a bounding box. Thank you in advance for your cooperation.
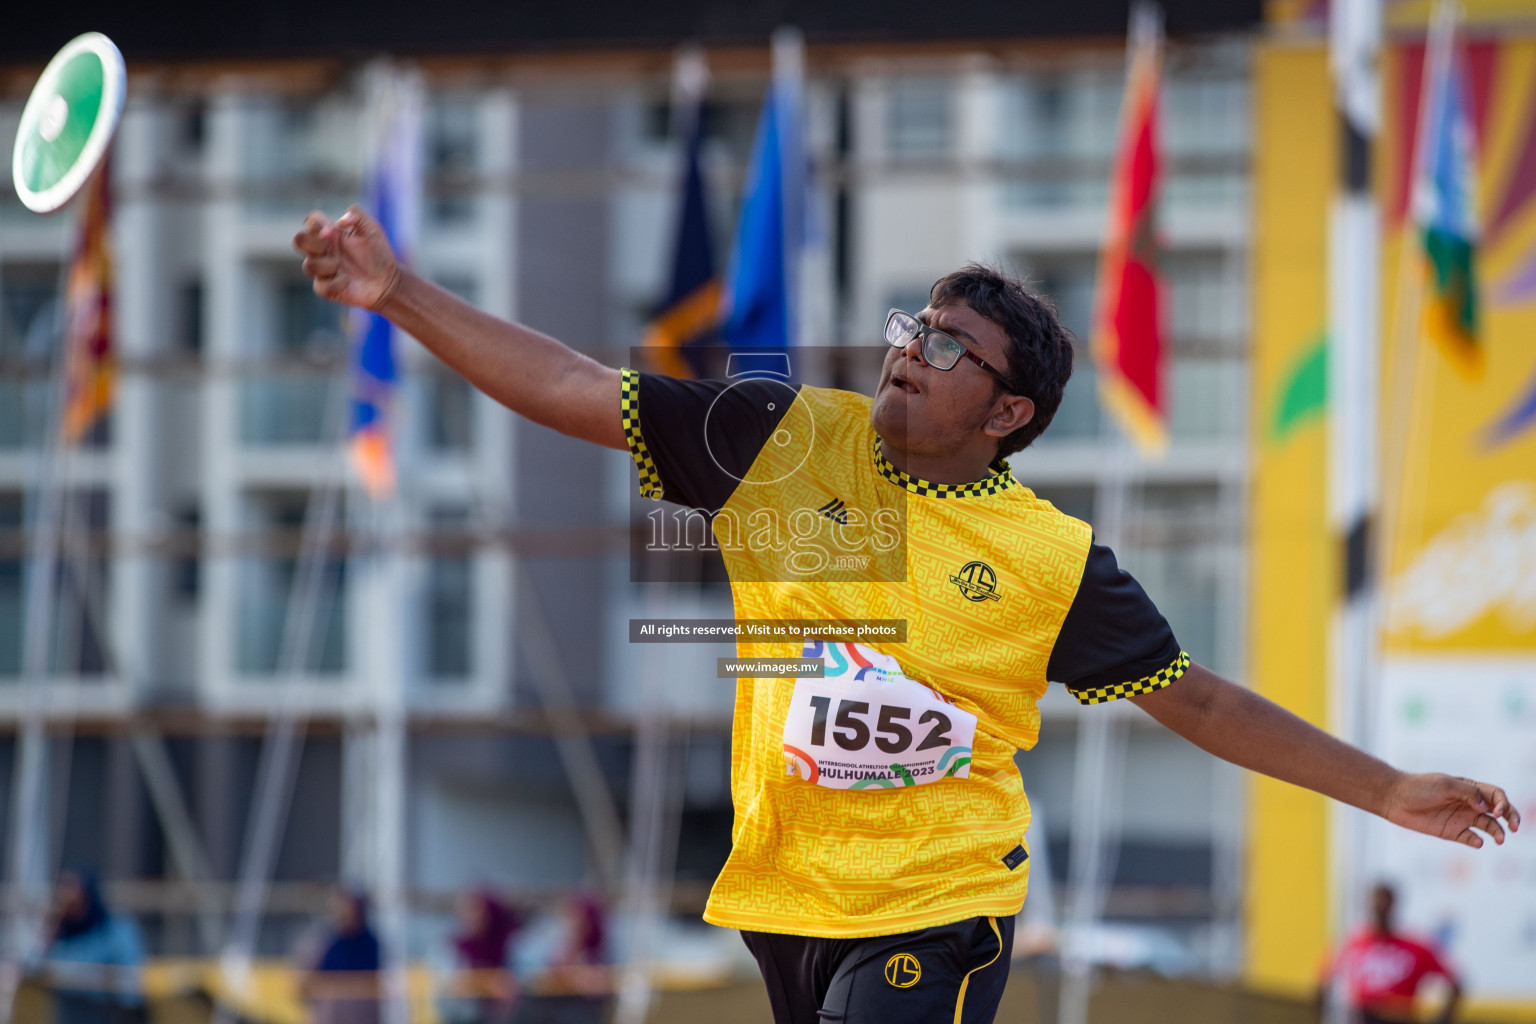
[884,309,1017,392]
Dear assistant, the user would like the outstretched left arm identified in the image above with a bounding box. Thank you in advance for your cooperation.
[1131,662,1521,848]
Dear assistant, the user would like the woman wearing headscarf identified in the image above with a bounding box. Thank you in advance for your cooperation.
[516,894,610,1024]
[441,889,521,1024]
[40,870,145,1024]
[300,886,382,1024]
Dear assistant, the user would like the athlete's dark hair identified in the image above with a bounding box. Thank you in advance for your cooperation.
[928,263,1076,460]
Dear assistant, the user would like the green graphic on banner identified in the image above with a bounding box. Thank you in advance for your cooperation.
[1269,332,1328,445]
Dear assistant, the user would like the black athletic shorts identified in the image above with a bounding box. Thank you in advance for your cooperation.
[741,915,1014,1024]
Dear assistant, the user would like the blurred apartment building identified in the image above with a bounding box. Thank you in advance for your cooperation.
[0,4,1259,968]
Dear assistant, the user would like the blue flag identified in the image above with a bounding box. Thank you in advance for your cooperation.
[351,68,421,498]
[1413,23,1481,376]
[722,31,807,358]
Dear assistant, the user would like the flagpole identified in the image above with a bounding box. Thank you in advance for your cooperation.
[30,171,115,978]
[773,26,806,355]
[1061,8,1161,1024]
[216,367,351,1017]
[1,202,89,1013]
[1327,1,1381,1009]
[1379,0,1458,636]
[615,46,711,1024]
[368,489,411,1024]
[345,62,422,1024]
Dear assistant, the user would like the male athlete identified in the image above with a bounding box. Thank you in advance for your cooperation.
[295,206,1519,1024]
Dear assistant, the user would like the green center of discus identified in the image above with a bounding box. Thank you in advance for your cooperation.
[22,52,104,193]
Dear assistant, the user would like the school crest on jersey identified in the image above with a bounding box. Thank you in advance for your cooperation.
[949,560,1001,603]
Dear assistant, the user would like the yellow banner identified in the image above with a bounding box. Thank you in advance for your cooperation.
[1372,35,1536,1008]
[1246,40,1334,995]
[1248,29,1536,1005]
[1380,37,1536,654]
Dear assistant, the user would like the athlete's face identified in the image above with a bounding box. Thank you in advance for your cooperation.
[871,301,1034,463]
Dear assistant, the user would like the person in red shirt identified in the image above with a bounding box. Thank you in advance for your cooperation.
[1318,883,1462,1024]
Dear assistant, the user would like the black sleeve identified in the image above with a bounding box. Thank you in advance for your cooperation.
[620,368,799,511]
[1046,539,1188,705]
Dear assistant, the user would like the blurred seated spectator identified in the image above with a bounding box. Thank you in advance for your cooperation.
[439,887,522,1024]
[38,869,145,1024]
[514,894,611,1024]
[299,885,382,1024]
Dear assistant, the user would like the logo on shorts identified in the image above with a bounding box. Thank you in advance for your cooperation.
[884,953,922,988]
[949,560,1001,602]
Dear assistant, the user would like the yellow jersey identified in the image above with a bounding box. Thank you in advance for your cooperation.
[621,368,1186,938]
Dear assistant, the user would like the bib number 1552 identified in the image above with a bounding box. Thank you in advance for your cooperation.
[805,696,955,755]
[782,666,978,791]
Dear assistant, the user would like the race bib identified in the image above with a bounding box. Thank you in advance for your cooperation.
[782,640,977,790]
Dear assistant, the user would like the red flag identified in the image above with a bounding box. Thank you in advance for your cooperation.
[1093,13,1167,456]
[62,164,115,443]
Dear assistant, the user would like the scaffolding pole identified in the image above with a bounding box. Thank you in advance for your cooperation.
[1058,433,1137,1024]
[217,368,350,1009]
[1,253,77,1023]
[1326,9,1381,1022]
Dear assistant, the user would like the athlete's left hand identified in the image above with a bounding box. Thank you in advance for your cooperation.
[1383,773,1521,848]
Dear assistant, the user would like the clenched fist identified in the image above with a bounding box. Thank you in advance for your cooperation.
[293,205,403,312]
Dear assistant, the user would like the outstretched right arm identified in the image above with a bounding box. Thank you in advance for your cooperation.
[294,206,624,451]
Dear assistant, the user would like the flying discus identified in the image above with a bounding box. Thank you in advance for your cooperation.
[12,31,126,215]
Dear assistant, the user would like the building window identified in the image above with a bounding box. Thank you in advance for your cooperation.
[424,362,474,453]
[1010,255,1100,444]
[888,78,953,158]
[425,505,472,680]
[240,95,361,219]
[1000,55,1249,215]
[1002,69,1120,163]
[173,504,201,604]
[0,492,21,675]
[1164,252,1247,441]
[240,270,346,446]
[1,489,113,677]
[178,279,204,355]
[179,100,206,154]
[0,264,59,449]
[642,97,764,163]
[278,278,346,356]
[236,489,346,675]
[427,95,479,224]
[1121,483,1227,671]
[1009,252,1247,446]
[421,276,476,453]
[57,489,111,674]
[247,96,360,183]
[0,264,58,355]
[1166,252,1247,348]
[1163,73,1250,159]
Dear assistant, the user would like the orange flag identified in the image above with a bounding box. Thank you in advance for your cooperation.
[62,165,115,443]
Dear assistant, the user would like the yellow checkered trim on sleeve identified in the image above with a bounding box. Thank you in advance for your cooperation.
[620,368,665,501]
[1071,651,1189,706]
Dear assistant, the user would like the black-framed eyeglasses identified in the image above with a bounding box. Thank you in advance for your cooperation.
[884,309,1018,392]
